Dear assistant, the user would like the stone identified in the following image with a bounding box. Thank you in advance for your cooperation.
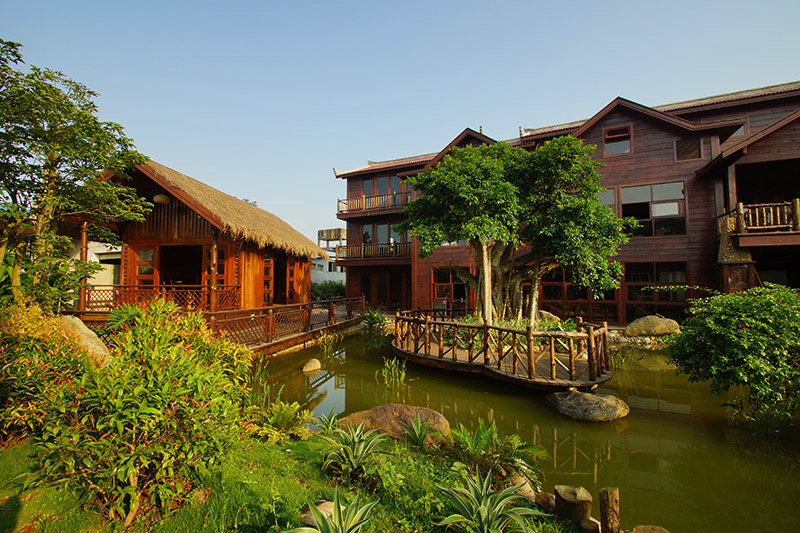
[535,491,556,513]
[301,500,343,527]
[339,403,450,443]
[507,474,536,501]
[624,315,680,337]
[548,390,630,422]
[536,310,561,323]
[631,527,671,533]
[554,485,593,524]
[58,315,111,367]
[579,517,601,533]
[302,358,321,373]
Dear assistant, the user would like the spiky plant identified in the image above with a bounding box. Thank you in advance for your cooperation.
[288,488,377,533]
[437,468,543,533]
[317,409,340,434]
[322,421,387,479]
[400,412,434,450]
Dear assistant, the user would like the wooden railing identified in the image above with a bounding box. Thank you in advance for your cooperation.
[84,284,240,312]
[734,199,800,233]
[393,310,610,385]
[336,242,412,259]
[205,296,366,346]
[337,192,412,214]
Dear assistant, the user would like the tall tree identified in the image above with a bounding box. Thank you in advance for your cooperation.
[0,39,150,310]
[398,136,629,324]
[396,143,526,324]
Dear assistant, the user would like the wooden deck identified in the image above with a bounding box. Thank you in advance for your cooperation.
[392,310,612,392]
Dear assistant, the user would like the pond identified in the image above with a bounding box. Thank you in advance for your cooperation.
[258,334,800,533]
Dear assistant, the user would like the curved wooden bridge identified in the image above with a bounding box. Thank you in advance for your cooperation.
[392,309,613,391]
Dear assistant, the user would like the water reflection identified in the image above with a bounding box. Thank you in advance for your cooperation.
[258,337,800,533]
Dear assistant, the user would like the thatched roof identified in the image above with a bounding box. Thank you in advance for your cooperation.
[138,160,327,258]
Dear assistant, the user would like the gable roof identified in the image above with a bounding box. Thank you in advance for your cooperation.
[333,152,437,179]
[423,127,497,170]
[136,161,327,258]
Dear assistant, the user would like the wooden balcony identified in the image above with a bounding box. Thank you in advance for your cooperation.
[728,199,800,247]
[337,192,412,216]
[83,284,241,312]
[336,242,412,260]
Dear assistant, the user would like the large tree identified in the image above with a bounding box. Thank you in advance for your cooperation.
[0,39,150,310]
[398,136,629,323]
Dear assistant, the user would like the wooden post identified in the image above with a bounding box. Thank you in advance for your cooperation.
[599,487,620,533]
[792,198,800,231]
[555,485,593,525]
[303,304,311,332]
[424,315,431,356]
[468,326,475,362]
[394,312,400,345]
[550,337,556,379]
[78,221,88,312]
[588,326,597,380]
[329,302,336,325]
[512,332,518,375]
[527,326,535,379]
[438,323,444,357]
[452,325,458,362]
[569,337,576,380]
[483,324,490,365]
[209,315,218,336]
[601,322,609,373]
[736,202,746,233]
[209,235,218,312]
[267,309,274,342]
[497,332,504,370]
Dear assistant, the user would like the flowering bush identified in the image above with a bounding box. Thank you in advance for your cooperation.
[667,284,800,431]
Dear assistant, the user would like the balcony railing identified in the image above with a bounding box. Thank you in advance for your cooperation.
[735,199,800,232]
[336,242,412,259]
[83,284,240,312]
[337,191,412,214]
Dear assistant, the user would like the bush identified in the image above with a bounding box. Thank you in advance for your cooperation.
[36,300,250,526]
[0,302,89,440]
[361,308,386,334]
[311,281,346,301]
[667,283,800,432]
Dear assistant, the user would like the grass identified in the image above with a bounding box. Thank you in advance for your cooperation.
[0,435,574,532]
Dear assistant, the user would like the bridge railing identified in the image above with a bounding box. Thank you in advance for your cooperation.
[393,310,609,383]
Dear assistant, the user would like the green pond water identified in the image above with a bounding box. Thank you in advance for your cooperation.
[260,335,800,533]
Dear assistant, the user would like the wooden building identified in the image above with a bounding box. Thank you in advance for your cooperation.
[334,81,800,323]
[82,160,326,313]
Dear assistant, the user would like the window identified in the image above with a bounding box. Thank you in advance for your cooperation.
[539,268,618,322]
[135,248,156,285]
[376,224,389,244]
[376,176,388,195]
[624,262,687,322]
[262,252,273,304]
[604,126,631,156]
[621,181,686,236]
[362,178,373,196]
[362,224,373,244]
[730,124,746,138]
[598,188,615,208]
[390,226,407,244]
[433,269,468,309]
[675,138,702,161]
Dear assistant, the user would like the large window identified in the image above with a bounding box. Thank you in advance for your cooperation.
[433,269,468,309]
[539,268,618,322]
[621,181,686,236]
[624,262,687,322]
[604,126,631,157]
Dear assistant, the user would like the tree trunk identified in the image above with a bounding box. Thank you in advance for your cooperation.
[480,240,493,326]
[527,264,542,325]
[11,240,24,303]
[510,277,523,320]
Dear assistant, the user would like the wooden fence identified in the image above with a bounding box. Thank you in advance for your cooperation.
[393,309,610,386]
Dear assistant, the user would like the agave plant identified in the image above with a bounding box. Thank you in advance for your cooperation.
[400,412,434,449]
[437,468,543,533]
[288,488,377,533]
[322,421,387,479]
[316,409,340,434]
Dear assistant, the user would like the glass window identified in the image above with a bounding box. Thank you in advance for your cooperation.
[621,185,650,204]
[621,182,685,237]
[390,227,405,244]
[137,249,154,262]
[390,176,402,195]
[730,124,746,138]
[598,188,615,206]
[376,224,389,244]
[624,262,688,322]
[435,269,451,283]
[362,224,373,244]
[652,202,680,217]
[362,178,372,196]
[604,126,631,156]
[376,176,388,195]
[652,182,684,201]
[675,138,702,161]
[138,264,154,275]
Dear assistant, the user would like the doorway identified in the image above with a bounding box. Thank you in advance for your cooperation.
[159,246,202,285]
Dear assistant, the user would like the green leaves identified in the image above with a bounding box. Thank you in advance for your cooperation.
[668,283,800,432]
[287,488,377,533]
[321,421,388,480]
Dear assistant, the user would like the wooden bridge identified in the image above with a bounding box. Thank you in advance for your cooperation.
[392,309,612,391]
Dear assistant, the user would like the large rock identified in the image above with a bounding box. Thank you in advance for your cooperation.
[58,315,111,367]
[506,474,536,501]
[547,391,629,422]
[624,315,680,337]
[554,485,592,524]
[536,310,561,323]
[302,358,321,374]
[301,500,344,527]
[339,404,450,443]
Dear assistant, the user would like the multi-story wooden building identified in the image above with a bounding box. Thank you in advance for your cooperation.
[334,81,800,323]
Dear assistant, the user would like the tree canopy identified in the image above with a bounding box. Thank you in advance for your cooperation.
[398,136,630,323]
[0,39,150,311]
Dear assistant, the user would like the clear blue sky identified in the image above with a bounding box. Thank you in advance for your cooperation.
[5,0,800,241]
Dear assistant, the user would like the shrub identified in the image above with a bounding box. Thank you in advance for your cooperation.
[288,488,377,533]
[437,468,543,532]
[246,391,314,444]
[36,300,249,526]
[0,302,88,439]
[322,422,387,480]
[361,308,386,334]
[310,281,346,301]
[400,412,435,450]
[667,284,800,432]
